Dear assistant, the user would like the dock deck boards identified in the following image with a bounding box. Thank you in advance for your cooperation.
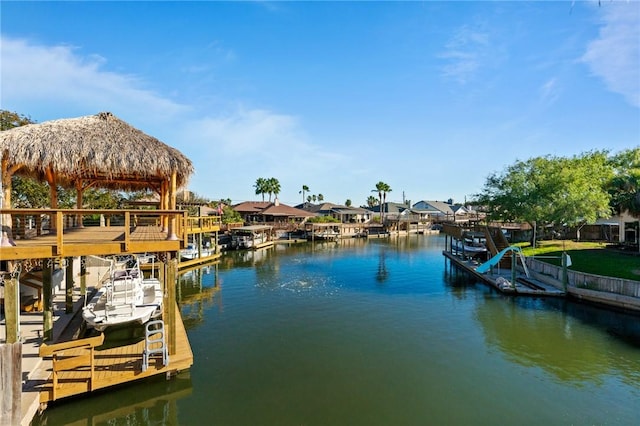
[443,250,565,297]
[3,226,183,260]
[38,306,193,403]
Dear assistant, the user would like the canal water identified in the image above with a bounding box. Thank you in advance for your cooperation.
[33,235,640,425]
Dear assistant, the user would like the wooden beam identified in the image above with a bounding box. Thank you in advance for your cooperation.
[166,257,177,355]
[168,172,178,240]
[42,259,53,341]
[3,269,20,343]
[75,180,84,228]
[0,342,21,425]
[65,257,73,314]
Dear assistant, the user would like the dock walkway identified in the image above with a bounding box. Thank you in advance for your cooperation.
[443,251,565,297]
[4,277,193,425]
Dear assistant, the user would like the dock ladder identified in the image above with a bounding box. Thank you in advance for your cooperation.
[142,320,168,372]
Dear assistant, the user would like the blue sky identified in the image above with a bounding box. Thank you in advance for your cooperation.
[2,1,639,207]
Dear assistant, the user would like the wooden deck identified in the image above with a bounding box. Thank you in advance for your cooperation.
[0,209,221,261]
[38,305,193,403]
[443,251,566,297]
[1,225,182,261]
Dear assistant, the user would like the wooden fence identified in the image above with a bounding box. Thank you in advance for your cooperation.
[527,258,640,298]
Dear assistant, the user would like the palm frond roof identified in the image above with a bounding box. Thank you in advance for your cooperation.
[0,112,193,191]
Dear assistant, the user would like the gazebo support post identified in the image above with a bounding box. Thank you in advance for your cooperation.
[42,259,54,342]
[162,180,169,234]
[167,171,179,240]
[75,180,84,228]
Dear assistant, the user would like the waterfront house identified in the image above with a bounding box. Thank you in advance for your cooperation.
[232,200,315,227]
[412,200,470,223]
[297,202,372,224]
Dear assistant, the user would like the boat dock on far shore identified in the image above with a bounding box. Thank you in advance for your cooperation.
[441,223,565,297]
[443,250,566,296]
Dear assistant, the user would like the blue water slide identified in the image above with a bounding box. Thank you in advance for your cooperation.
[475,246,522,274]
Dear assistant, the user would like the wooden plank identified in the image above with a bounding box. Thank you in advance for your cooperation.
[39,305,193,403]
[39,334,104,355]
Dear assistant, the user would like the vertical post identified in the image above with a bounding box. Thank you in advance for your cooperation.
[80,256,87,297]
[562,251,568,292]
[0,342,21,425]
[42,259,54,342]
[76,180,85,228]
[168,171,178,240]
[55,211,64,256]
[65,257,73,314]
[166,256,177,355]
[4,269,20,344]
[511,249,517,288]
[124,211,131,251]
[36,215,42,236]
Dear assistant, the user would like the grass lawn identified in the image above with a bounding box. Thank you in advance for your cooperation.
[520,240,640,281]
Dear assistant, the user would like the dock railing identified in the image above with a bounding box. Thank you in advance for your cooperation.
[1,208,186,260]
[38,333,105,401]
[184,215,221,234]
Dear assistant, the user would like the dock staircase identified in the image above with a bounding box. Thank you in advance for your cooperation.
[482,226,514,268]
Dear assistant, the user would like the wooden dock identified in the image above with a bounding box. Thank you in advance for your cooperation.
[443,251,566,297]
[37,304,193,404]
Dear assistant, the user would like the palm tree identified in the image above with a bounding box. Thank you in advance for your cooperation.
[317,193,324,203]
[254,178,268,202]
[381,183,392,221]
[300,185,310,203]
[366,195,378,208]
[372,181,392,222]
[266,177,281,202]
[312,194,317,203]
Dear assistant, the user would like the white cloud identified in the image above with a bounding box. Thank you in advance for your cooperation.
[440,25,490,85]
[581,2,640,108]
[539,77,560,105]
[182,107,349,202]
[0,36,189,122]
[0,34,352,203]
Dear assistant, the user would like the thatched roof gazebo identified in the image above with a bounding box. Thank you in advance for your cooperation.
[0,111,194,238]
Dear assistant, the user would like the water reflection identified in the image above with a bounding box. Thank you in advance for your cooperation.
[475,293,640,386]
[376,250,389,283]
[33,236,640,425]
[178,264,222,329]
[32,372,192,426]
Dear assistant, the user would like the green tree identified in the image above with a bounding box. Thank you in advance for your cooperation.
[317,193,324,203]
[475,151,613,246]
[266,177,281,202]
[366,195,378,208]
[1,110,33,130]
[300,185,310,203]
[10,176,49,208]
[345,199,352,207]
[608,148,640,217]
[254,178,268,202]
[372,181,392,222]
[221,205,243,224]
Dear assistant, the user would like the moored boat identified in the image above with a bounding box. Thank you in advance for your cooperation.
[82,255,163,331]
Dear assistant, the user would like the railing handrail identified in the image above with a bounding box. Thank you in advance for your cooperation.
[1,208,184,214]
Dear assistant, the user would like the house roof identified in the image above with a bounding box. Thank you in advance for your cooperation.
[370,202,410,214]
[233,201,315,218]
[332,207,369,215]
[413,200,463,215]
